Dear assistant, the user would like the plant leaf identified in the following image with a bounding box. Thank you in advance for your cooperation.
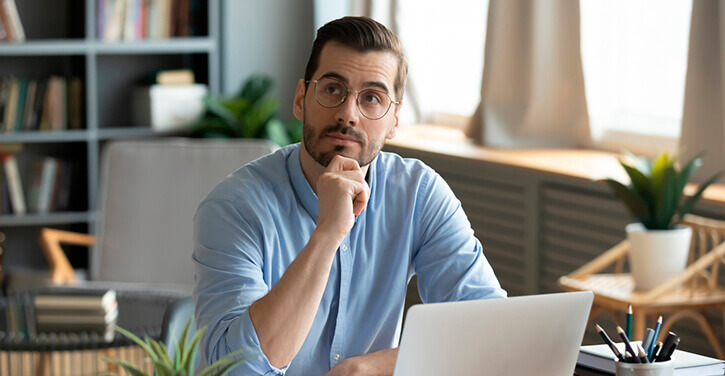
[99,355,150,376]
[114,326,158,363]
[239,75,273,105]
[619,160,655,218]
[197,349,257,376]
[152,359,175,376]
[265,118,292,146]
[676,152,704,197]
[603,178,649,223]
[622,149,651,176]
[650,151,671,190]
[147,336,174,370]
[177,318,193,367]
[203,96,238,126]
[677,170,725,223]
[182,326,207,373]
[654,166,677,229]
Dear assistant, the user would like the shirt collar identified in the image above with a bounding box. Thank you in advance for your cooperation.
[286,144,377,223]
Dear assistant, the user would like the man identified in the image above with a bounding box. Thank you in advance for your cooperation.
[193,16,506,376]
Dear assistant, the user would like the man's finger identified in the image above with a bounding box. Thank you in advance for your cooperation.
[327,155,362,172]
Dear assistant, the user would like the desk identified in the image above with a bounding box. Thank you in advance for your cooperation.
[0,290,181,375]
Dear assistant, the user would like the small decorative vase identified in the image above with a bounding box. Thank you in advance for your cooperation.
[626,223,692,291]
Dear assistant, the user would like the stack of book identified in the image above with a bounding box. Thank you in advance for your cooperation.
[0,0,25,43]
[33,290,118,342]
[0,76,84,133]
[0,150,73,215]
[98,0,202,41]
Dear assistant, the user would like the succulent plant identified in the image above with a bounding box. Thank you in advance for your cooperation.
[604,151,724,230]
[100,320,255,376]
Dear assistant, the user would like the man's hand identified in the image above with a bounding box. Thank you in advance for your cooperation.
[316,155,370,242]
[324,348,398,376]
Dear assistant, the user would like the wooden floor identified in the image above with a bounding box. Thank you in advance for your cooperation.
[0,346,153,376]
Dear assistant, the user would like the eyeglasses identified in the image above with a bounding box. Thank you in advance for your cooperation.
[306,77,400,120]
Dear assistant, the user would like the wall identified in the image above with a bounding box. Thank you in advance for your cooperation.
[221,0,315,121]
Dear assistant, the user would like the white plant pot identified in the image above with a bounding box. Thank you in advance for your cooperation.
[626,223,692,291]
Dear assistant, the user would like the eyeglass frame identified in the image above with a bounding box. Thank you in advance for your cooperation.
[304,78,401,120]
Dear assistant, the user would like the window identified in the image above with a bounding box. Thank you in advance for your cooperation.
[396,0,489,126]
[580,0,693,153]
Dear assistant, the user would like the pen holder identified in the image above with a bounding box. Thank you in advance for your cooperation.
[615,359,674,376]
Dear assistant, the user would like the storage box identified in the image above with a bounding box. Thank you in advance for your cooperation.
[132,84,208,132]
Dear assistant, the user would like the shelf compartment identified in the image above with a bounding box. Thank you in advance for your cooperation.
[0,211,93,227]
[94,37,215,54]
[0,130,89,143]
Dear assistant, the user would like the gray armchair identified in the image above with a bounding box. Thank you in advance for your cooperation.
[31,138,278,293]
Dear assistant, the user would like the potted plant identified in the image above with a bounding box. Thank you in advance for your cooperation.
[101,320,255,376]
[604,151,724,291]
[190,74,303,146]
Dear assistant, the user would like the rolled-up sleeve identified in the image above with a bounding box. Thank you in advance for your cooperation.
[193,198,288,375]
[413,170,508,303]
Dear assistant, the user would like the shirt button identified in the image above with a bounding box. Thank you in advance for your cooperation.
[333,353,341,361]
[341,244,348,252]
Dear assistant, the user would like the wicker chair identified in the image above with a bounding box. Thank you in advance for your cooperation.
[558,214,725,358]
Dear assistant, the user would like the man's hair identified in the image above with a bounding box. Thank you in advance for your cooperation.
[304,16,408,102]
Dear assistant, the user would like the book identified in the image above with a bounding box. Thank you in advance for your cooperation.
[3,154,25,214]
[578,343,725,376]
[3,78,17,132]
[36,307,118,325]
[0,0,25,42]
[22,80,36,131]
[34,290,117,311]
[36,157,57,213]
[13,78,26,131]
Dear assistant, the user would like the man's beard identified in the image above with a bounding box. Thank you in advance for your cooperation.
[302,117,383,168]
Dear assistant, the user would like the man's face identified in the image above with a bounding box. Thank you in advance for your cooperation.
[294,41,401,168]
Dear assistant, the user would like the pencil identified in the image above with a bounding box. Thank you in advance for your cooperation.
[637,344,650,363]
[617,325,640,363]
[648,315,663,358]
[595,323,624,361]
[626,304,632,339]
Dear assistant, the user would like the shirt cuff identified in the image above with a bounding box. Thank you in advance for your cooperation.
[226,310,290,375]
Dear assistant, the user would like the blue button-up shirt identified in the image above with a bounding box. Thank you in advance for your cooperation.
[193,143,506,376]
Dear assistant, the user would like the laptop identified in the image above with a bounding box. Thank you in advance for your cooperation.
[393,291,594,376]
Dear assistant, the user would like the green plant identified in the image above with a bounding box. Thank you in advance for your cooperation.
[604,151,724,230]
[190,74,303,146]
[100,320,255,376]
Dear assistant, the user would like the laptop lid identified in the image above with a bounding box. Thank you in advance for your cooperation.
[393,291,594,376]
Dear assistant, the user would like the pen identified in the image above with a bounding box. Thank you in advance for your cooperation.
[626,304,633,339]
[648,315,663,358]
[595,323,624,361]
[641,328,654,357]
[655,332,678,362]
[617,325,640,363]
[637,344,650,363]
[662,336,680,361]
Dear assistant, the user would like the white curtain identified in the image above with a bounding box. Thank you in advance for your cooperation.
[680,0,725,183]
[466,0,590,148]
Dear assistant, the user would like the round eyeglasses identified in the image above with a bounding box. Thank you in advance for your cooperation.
[306,78,400,120]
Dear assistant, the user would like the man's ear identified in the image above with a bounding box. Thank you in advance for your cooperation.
[293,79,306,121]
[386,101,402,140]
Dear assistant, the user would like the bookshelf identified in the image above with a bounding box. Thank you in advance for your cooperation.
[0,0,220,274]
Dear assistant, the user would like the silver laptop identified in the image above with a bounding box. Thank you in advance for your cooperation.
[394,291,593,376]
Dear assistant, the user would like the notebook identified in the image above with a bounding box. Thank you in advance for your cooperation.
[578,342,725,375]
